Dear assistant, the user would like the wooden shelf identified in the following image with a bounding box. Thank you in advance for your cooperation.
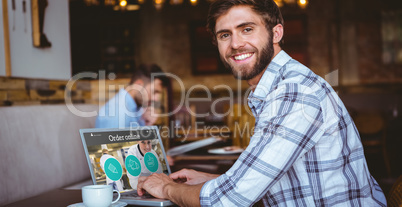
[173,127,231,136]
[172,137,227,142]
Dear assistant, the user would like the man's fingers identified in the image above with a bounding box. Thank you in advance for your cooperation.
[169,172,180,180]
[172,177,186,183]
[137,183,144,196]
[169,169,188,179]
[139,176,147,182]
[137,176,147,196]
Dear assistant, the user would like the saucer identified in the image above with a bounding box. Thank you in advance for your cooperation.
[208,146,244,154]
[68,201,127,207]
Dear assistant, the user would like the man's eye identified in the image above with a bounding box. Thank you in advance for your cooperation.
[219,33,230,39]
[244,28,252,33]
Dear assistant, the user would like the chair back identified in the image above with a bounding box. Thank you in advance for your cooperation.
[388,175,402,207]
[174,104,196,129]
[353,111,385,135]
[225,103,255,148]
[353,110,392,177]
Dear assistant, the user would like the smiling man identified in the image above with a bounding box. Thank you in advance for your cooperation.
[137,0,387,206]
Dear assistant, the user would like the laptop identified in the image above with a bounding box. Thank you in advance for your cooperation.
[79,126,175,206]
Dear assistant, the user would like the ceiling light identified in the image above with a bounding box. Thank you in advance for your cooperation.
[190,0,197,6]
[120,0,127,7]
[297,0,308,9]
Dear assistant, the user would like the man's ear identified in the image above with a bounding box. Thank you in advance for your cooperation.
[133,79,144,86]
[272,24,284,44]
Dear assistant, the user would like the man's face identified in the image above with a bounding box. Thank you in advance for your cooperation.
[136,79,163,106]
[142,106,159,126]
[215,5,274,80]
[139,140,152,154]
[144,78,163,103]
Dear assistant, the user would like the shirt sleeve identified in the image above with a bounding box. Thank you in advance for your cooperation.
[95,101,120,128]
[200,84,325,206]
[96,115,119,128]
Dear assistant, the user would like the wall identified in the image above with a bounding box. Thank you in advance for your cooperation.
[0,1,5,76]
[308,0,402,85]
[134,0,402,90]
[3,0,71,80]
[136,3,249,93]
[0,77,92,107]
[128,0,402,116]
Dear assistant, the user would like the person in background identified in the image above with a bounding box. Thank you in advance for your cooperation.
[95,64,169,129]
[136,0,387,206]
[141,103,160,126]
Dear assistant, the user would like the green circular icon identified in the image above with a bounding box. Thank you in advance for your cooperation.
[125,155,142,177]
[104,157,123,181]
[144,152,159,172]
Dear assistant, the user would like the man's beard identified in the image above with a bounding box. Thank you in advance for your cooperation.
[221,36,274,80]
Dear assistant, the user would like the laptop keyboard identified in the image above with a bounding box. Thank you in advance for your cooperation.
[121,190,154,199]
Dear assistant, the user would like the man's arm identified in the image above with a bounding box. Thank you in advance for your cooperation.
[199,85,325,206]
[137,173,204,207]
[165,181,203,207]
[170,168,220,185]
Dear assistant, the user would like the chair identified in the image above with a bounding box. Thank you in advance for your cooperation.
[388,175,402,207]
[353,111,392,177]
[173,104,196,129]
[225,103,255,148]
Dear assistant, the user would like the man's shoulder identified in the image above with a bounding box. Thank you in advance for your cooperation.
[278,59,330,94]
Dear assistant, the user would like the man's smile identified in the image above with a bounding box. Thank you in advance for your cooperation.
[232,52,254,61]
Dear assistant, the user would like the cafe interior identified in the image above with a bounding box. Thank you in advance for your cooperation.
[0,0,401,206]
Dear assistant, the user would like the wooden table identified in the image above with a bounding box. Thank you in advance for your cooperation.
[4,189,82,207]
[4,153,240,207]
[3,189,146,207]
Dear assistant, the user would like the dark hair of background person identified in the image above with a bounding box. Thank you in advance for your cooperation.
[129,64,174,116]
[129,64,170,87]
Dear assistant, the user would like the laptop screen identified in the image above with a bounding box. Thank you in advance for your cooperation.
[80,127,170,192]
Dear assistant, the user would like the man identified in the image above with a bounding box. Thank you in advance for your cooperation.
[137,0,387,206]
[96,64,168,128]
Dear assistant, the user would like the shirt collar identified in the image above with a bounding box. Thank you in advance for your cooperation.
[248,50,292,108]
[120,88,140,112]
[137,144,144,157]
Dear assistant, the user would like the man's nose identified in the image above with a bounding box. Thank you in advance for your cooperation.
[152,94,161,102]
[230,34,245,49]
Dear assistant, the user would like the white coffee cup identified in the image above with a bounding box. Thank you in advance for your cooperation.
[82,185,120,207]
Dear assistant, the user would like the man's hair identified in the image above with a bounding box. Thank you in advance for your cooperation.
[129,64,169,87]
[206,0,284,46]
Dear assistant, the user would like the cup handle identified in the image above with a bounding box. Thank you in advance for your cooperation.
[112,190,120,204]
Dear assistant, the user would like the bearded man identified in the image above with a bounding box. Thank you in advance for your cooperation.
[136,0,387,206]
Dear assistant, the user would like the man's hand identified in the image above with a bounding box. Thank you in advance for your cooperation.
[137,173,175,199]
[169,168,220,185]
[142,107,159,126]
[138,171,206,207]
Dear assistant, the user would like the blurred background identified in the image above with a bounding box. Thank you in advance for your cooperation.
[0,0,401,196]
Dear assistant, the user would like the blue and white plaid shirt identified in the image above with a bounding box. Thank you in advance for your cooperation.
[200,51,386,206]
